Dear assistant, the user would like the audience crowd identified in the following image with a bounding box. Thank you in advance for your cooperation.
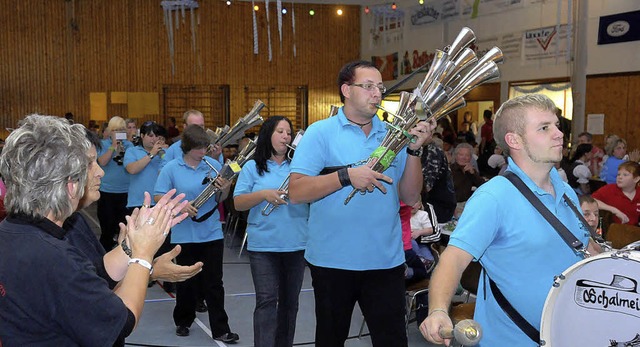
[2,85,640,347]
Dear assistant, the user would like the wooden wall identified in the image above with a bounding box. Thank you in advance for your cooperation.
[585,72,640,152]
[0,0,361,139]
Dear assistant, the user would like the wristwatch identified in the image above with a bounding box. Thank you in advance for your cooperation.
[121,239,132,257]
[406,146,423,157]
[147,153,155,159]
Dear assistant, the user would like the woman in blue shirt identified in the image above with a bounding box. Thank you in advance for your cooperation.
[234,116,308,347]
[124,121,168,210]
[155,125,239,343]
[97,116,133,251]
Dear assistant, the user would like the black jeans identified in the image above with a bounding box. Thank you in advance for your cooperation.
[308,263,407,347]
[249,250,306,347]
[96,191,128,251]
[173,239,231,337]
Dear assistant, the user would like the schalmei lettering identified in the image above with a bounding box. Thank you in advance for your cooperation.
[580,288,640,314]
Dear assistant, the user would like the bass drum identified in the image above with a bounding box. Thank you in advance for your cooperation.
[540,249,640,347]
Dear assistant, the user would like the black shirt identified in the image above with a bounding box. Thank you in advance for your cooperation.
[0,215,129,346]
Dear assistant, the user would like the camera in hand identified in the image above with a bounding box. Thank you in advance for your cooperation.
[113,151,125,165]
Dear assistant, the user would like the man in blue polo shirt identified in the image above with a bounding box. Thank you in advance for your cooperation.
[288,60,434,347]
[420,94,601,346]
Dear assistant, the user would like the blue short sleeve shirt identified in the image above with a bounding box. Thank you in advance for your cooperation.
[289,108,408,270]
[449,158,590,346]
[124,146,163,208]
[234,160,308,252]
[155,155,223,244]
[98,139,133,193]
[162,140,182,166]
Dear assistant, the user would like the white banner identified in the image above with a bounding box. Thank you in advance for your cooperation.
[522,25,570,64]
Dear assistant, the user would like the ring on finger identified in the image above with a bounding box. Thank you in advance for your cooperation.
[146,217,155,225]
[142,204,151,209]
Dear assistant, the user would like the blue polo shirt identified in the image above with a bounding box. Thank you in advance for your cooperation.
[155,155,223,244]
[124,146,163,208]
[289,107,408,270]
[234,159,308,252]
[162,140,183,165]
[449,158,589,347]
[98,138,133,193]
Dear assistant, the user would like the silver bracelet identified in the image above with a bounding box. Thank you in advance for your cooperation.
[428,308,449,316]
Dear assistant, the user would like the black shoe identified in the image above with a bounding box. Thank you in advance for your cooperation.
[195,300,208,313]
[214,332,239,343]
[175,326,190,337]
[147,280,155,288]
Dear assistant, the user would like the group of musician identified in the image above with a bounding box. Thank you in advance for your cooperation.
[0,58,622,347]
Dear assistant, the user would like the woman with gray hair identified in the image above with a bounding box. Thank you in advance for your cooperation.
[450,142,485,204]
[0,115,173,346]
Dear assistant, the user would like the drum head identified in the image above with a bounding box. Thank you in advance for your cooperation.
[540,251,640,346]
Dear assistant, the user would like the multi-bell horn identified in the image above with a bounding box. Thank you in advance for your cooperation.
[191,138,258,211]
[343,27,503,205]
[446,27,476,60]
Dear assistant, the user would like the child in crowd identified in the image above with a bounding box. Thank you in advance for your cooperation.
[487,145,507,177]
[579,195,601,234]
[410,202,441,270]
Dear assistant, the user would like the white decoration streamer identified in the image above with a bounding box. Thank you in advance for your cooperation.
[175,5,180,30]
[252,0,258,54]
[291,1,296,57]
[164,8,176,75]
[161,1,199,75]
[277,0,283,53]
[265,0,272,61]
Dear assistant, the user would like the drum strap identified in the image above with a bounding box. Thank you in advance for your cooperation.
[502,171,585,254]
[487,274,540,344]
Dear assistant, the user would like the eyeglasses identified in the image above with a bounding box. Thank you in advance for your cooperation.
[349,83,386,94]
[142,121,156,127]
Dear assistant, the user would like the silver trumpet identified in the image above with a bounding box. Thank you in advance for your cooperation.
[262,128,306,216]
[286,129,305,160]
[261,175,290,216]
[191,138,258,209]
[344,27,503,205]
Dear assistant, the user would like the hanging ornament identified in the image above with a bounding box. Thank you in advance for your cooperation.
[291,1,296,57]
[277,0,283,53]
[265,0,272,61]
[160,1,200,75]
[252,0,258,55]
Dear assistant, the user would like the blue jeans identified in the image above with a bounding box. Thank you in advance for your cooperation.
[249,250,306,347]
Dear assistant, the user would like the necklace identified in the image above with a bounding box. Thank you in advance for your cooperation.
[347,118,372,128]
